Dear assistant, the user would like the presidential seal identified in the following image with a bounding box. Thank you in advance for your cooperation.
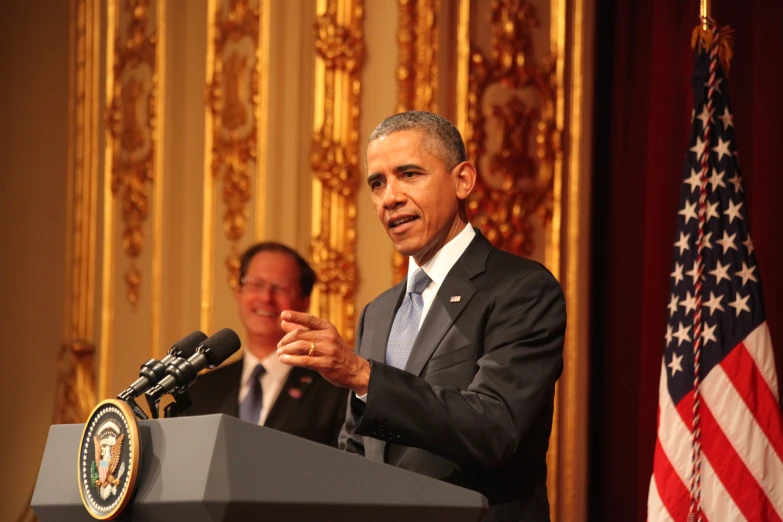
[77,399,140,520]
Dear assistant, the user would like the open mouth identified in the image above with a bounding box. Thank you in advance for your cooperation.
[388,215,418,229]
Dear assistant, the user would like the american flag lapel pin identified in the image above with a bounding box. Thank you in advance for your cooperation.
[450,296,461,303]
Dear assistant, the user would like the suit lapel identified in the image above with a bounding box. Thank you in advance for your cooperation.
[404,231,491,376]
[264,367,319,429]
[404,269,476,376]
[213,361,242,417]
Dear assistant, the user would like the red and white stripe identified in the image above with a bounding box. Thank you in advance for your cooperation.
[649,322,783,521]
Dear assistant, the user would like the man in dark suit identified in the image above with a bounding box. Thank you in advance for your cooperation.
[276,111,566,521]
[185,242,348,447]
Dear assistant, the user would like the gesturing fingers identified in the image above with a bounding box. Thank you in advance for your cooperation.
[281,310,332,331]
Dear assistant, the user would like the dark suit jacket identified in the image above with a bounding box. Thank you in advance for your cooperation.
[186,359,349,447]
[340,231,566,522]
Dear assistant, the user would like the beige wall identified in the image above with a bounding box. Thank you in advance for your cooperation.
[0,1,69,519]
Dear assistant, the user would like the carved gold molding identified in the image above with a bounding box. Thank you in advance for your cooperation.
[310,0,364,344]
[206,0,260,290]
[393,0,440,283]
[106,0,158,307]
[463,0,558,258]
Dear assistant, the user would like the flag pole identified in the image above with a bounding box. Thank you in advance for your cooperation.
[700,0,711,30]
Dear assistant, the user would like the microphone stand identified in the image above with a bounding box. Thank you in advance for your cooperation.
[117,390,149,421]
[163,390,193,418]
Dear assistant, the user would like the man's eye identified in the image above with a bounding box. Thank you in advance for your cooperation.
[370,180,383,189]
[402,171,417,178]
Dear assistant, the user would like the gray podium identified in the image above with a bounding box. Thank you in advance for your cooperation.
[31,414,487,521]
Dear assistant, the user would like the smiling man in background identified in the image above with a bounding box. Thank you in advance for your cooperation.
[186,242,348,447]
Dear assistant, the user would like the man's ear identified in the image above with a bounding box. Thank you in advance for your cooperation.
[454,161,477,201]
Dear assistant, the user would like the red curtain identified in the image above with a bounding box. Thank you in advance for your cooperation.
[589,0,783,520]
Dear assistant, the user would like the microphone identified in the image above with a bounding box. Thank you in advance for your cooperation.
[117,330,208,402]
[146,328,241,403]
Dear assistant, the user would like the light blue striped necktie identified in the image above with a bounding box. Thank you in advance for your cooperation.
[386,268,432,369]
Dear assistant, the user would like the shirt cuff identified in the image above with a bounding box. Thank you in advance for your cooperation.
[355,391,367,402]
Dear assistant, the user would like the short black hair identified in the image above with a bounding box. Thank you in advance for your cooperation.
[368,111,467,170]
[238,242,317,297]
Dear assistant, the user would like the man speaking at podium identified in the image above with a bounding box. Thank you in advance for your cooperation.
[277,111,566,522]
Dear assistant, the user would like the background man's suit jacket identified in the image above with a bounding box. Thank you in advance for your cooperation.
[186,360,349,447]
[340,231,566,522]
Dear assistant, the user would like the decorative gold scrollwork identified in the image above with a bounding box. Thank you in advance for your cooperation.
[206,0,260,289]
[106,0,157,307]
[465,0,558,257]
[310,0,364,344]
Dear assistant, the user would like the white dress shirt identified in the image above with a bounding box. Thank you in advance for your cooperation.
[408,222,476,327]
[357,222,475,401]
[238,348,292,425]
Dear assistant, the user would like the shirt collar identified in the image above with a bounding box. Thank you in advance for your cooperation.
[408,222,475,288]
[241,347,291,386]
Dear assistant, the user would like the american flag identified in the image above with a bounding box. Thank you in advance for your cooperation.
[647,26,783,521]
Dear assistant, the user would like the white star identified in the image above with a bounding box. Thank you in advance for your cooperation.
[701,322,718,345]
[702,231,713,250]
[696,105,713,129]
[709,260,731,284]
[728,173,743,193]
[668,294,680,317]
[712,137,732,162]
[728,292,751,317]
[718,107,734,130]
[735,261,758,286]
[703,291,725,316]
[708,168,726,192]
[673,322,692,346]
[706,201,720,222]
[685,261,700,284]
[724,199,744,224]
[679,200,698,224]
[743,234,755,256]
[715,231,737,255]
[665,324,674,346]
[706,77,723,94]
[671,262,684,286]
[674,232,691,255]
[684,168,703,193]
[679,291,697,315]
[690,136,706,158]
[668,351,684,376]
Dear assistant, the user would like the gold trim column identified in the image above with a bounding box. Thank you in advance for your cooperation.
[393,0,440,283]
[310,0,365,344]
[60,0,102,428]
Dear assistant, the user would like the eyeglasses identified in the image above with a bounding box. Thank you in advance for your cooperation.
[239,277,298,298]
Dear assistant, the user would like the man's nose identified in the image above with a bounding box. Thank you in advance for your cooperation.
[382,179,406,209]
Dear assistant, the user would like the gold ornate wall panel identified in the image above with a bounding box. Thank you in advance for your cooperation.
[393,0,440,283]
[462,0,558,260]
[106,0,158,308]
[310,0,364,344]
[206,0,263,291]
